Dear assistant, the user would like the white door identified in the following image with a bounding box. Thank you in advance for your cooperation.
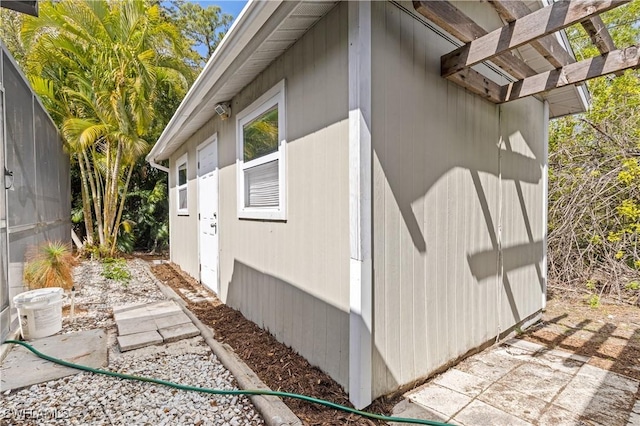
[197,138,219,293]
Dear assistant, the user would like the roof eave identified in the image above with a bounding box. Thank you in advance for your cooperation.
[147,0,283,163]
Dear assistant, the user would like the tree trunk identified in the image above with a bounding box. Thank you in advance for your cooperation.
[83,149,105,247]
[77,156,94,245]
[110,162,134,256]
[105,139,123,243]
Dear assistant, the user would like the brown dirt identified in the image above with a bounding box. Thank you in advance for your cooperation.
[149,262,399,426]
[522,296,640,381]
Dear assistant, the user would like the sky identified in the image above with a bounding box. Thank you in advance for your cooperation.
[198,1,248,21]
[185,1,248,58]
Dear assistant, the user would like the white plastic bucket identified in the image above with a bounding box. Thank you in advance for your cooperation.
[13,287,65,340]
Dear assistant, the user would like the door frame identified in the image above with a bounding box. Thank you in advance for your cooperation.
[196,134,220,295]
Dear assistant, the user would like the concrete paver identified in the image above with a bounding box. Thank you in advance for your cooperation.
[116,317,157,335]
[495,362,571,402]
[154,312,192,329]
[117,330,163,351]
[576,363,639,393]
[454,400,533,426]
[0,329,107,391]
[536,405,593,426]
[477,383,547,423]
[433,368,491,398]
[158,322,200,343]
[556,381,636,426]
[628,411,640,426]
[113,300,181,322]
[456,350,523,381]
[390,399,449,426]
[397,338,639,426]
[528,350,585,374]
[408,384,471,418]
[113,300,201,351]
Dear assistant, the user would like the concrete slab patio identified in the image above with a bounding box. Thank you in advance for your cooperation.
[392,338,640,426]
[0,329,107,392]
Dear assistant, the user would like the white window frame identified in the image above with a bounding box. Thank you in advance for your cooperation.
[176,152,188,216]
[236,79,286,220]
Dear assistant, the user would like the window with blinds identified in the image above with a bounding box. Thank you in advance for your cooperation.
[245,160,279,207]
[236,80,286,220]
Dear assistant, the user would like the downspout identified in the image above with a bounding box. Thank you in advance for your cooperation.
[149,158,169,174]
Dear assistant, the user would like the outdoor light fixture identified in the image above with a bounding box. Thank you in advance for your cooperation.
[4,167,13,190]
[214,102,231,120]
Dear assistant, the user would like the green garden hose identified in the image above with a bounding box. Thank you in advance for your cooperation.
[3,340,452,426]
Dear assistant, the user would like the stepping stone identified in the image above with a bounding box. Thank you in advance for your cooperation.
[113,300,181,322]
[117,317,157,336]
[1,329,107,392]
[154,312,191,330]
[113,300,200,351]
[159,323,200,343]
[117,330,163,352]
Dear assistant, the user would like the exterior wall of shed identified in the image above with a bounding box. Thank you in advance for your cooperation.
[370,1,547,398]
[168,2,351,389]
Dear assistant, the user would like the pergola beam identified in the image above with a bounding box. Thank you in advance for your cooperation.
[488,0,576,68]
[442,0,630,78]
[581,15,616,54]
[582,15,623,76]
[449,68,503,103]
[502,45,640,102]
[413,0,537,80]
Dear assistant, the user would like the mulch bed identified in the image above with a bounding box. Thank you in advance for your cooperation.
[150,262,400,426]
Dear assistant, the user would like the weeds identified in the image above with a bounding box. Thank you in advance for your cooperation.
[101,258,131,285]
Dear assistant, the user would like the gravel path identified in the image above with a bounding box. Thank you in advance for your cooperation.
[1,259,264,425]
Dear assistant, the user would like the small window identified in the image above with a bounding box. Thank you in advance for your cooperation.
[176,153,188,215]
[237,80,286,220]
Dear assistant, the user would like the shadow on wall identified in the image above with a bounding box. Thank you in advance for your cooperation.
[226,260,418,399]
[226,260,350,390]
[373,1,545,289]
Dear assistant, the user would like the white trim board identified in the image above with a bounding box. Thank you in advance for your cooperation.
[348,0,373,410]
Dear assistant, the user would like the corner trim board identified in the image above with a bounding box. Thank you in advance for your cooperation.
[348,0,373,410]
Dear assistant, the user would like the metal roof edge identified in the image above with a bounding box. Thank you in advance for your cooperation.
[147,0,283,163]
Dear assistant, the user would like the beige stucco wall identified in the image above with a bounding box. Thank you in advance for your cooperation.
[169,2,351,389]
[370,1,546,398]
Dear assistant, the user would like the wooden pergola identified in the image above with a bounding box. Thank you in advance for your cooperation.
[413,0,638,104]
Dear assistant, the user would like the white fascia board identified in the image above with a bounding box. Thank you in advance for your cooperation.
[147,0,283,163]
[539,0,590,113]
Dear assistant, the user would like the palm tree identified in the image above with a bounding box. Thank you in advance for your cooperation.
[22,0,192,255]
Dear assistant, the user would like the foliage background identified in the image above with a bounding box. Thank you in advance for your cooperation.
[1,0,232,254]
[548,2,640,304]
